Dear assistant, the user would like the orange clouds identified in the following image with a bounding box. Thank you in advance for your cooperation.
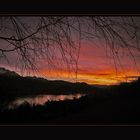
[76,71,139,85]
[37,42,140,85]
[39,68,139,85]
[3,40,139,86]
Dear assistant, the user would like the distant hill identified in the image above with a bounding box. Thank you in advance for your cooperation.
[1,67,140,101]
[0,67,20,77]
[0,67,97,99]
[106,76,140,97]
[1,68,140,124]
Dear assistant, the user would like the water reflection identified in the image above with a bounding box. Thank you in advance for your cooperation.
[8,94,85,109]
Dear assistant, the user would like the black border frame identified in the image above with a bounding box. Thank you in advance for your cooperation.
[1,0,140,139]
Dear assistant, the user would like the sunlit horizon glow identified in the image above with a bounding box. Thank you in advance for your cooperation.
[35,42,140,85]
[1,31,140,85]
[1,42,140,85]
[38,68,140,85]
[2,66,139,85]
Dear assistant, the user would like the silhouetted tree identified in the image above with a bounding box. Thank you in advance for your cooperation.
[0,17,140,75]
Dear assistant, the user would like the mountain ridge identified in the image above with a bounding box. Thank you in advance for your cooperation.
[0,67,97,99]
[0,67,20,77]
[0,67,140,99]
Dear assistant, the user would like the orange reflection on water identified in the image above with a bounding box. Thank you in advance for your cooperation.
[8,94,85,109]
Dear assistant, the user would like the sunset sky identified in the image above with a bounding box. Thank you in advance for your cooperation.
[0,17,140,85]
[1,39,140,85]
[36,41,140,85]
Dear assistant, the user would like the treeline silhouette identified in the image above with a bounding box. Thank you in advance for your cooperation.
[0,67,97,103]
[47,78,140,124]
[0,95,90,124]
[1,67,140,124]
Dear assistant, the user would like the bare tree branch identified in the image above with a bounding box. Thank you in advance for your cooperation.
[0,16,140,78]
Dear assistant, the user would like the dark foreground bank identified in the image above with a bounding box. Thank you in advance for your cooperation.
[1,67,140,124]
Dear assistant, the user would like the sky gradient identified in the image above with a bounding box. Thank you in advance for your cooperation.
[1,17,140,85]
[1,40,140,85]
[36,41,140,85]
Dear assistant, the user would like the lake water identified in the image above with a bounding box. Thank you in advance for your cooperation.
[7,93,86,109]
